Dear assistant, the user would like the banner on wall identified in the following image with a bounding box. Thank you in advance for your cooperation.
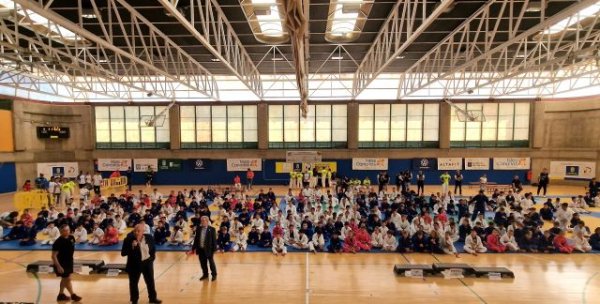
[37,162,79,178]
[134,159,158,172]
[97,159,131,171]
[493,157,531,170]
[464,158,490,170]
[437,158,463,170]
[190,159,209,170]
[352,158,388,170]
[412,158,437,170]
[550,161,596,180]
[227,158,262,172]
[158,159,182,171]
[275,161,337,173]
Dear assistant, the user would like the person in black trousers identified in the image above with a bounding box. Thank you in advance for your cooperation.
[121,224,161,304]
[192,215,218,281]
[469,190,489,222]
[454,170,463,195]
[126,166,133,191]
[537,168,550,196]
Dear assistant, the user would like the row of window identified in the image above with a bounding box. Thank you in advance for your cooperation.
[94,102,531,149]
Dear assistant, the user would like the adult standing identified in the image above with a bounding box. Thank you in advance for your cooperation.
[537,168,550,196]
[246,168,254,190]
[440,171,451,194]
[191,216,218,281]
[416,171,425,196]
[377,171,389,193]
[121,224,162,304]
[92,171,103,195]
[52,224,82,302]
[35,173,49,191]
[469,190,489,221]
[145,166,155,188]
[126,166,133,191]
[454,170,463,195]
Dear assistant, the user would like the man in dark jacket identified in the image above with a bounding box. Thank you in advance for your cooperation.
[121,224,161,304]
[192,215,218,281]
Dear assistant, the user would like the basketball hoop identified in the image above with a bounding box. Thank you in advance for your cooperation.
[456,109,486,122]
[140,114,166,127]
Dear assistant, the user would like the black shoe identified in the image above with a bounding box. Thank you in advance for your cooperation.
[149,299,162,304]
[211,275,217,281]
[56,294,70,301]
[70,294,82,302]
[199,275,209,281]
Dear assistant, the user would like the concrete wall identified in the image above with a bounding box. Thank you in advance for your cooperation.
[2,97,600,187]
[0,100,95,185]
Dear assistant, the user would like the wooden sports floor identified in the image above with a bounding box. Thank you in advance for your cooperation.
[1,185,599,304]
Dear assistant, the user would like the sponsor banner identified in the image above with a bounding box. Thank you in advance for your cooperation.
[412,158,437,170]
[493,157,531,170]
[227,158,262,172]
[97,159,131,172]
[464,158,490,170]
[190,159,209,170]
[275,161,337,173]
[437,158,463,170]
[158,159,182,171]
[352,158,388,170]
[550,161,596,180]
[37,162,79,178]
[134,159,158,172]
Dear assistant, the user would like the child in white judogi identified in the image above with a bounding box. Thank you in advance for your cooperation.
[555,203,574,231]
[442,231,459,257]
[251,215,265,234]
[292,232,310,250]
[382,230,397,251]
[41,223,60,245]
[309,230,325,253]
[272,235,287,256]
[572,231,592,252]
[233,227,248,252]
[284,225,300,246]
[371,227,384,249]
[114,215,127,235]
[168,227,184,246]
[500,230,520,252]
[74,225,88,244]
[91,223,104,245]
[464,230,487,255]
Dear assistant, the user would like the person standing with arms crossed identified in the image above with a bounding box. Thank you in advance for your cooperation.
[454,170,463,195]
[52,224,82,302]
[246,168,254,191]
[416,171,425,196]
[440,171,451,194]
[121,224,162,304]
[190,216,218,281]
[537,168,550,196]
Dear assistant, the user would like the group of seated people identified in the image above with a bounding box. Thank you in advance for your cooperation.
[1,176,600,257]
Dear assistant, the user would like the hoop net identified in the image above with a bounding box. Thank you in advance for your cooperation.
[140,114,166,127]
[456,109,486,122]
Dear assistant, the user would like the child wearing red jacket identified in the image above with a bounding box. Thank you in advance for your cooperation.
[486,229,507,253]
[553,230,574,253]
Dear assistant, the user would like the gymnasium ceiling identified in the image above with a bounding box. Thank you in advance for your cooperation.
[0,0,599,102]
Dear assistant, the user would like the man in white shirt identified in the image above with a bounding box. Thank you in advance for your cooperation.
[92,172,103,195]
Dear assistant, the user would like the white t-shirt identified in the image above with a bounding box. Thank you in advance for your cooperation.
[93,174,103,186]
[78,175,86,184]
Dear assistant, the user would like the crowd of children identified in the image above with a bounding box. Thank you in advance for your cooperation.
[2,173,600,257]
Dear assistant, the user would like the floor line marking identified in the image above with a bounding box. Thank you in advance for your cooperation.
[305,252,310,304]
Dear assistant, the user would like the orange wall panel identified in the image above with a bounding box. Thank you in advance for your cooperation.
[0,110,14,152]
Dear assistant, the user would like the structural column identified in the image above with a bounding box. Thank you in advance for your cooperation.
[347,101,358,150]
[257,102,269,150]
[531,99,545,149]
[439,102,451,149]
[169,105,181,150]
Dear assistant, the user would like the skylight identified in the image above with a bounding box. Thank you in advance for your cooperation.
[0,0,86,45]
[240,0,288,44]
[325,0,372,43]
[544,1,600,34]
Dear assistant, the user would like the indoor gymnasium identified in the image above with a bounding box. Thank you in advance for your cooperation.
[1,0,600,303]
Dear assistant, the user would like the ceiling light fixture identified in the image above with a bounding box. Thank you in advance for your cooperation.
[331,56,344,60]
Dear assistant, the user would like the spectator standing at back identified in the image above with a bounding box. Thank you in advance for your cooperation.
[126,167,133,191]
[77,171,86,190]
[454,170,463,195]
[512,175,523,193]
[92,171,102,195]
[416,171,425,195]
[35,173,49,191]
[537,168,550,196]
[246,168,254,190]
[440,171,451,194]
[145,166,155,188]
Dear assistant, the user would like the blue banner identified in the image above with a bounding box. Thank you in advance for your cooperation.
[190,159,209,170]
[412,158,437,170]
